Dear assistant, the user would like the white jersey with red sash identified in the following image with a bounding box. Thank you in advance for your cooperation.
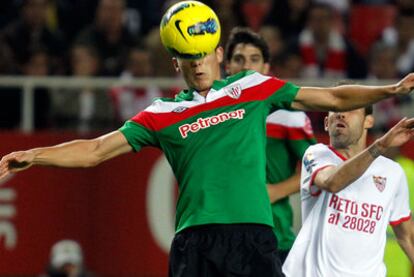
[283,143,411,277]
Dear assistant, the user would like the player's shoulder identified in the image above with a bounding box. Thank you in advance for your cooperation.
[375,155,399,166]
[303,143,342,161]
[267,109,310,126]
[224,70,292,89]
[306,143,328,153]
[142,91,197,114]
[222,70,273,89]
[375,155,404,173]
[303,143,328,160]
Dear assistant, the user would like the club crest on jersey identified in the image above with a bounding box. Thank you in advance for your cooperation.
[303,152,316,173]
[172,106,188,113]
[224,84,242,99]
[373,175,386,192]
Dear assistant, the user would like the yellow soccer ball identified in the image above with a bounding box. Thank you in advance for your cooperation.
[160,1,221,59]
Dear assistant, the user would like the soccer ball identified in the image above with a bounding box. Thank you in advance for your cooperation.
[160,1,221,59]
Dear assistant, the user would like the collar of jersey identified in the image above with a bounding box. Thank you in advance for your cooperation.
[174,70,256,102]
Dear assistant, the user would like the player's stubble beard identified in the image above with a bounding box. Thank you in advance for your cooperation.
[331,135,351,149]
[330,126,364,150]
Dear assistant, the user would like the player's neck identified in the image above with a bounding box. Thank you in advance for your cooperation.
[199,90,209,97]
[333,136,367,159]
[196,72,222,98]
[335,145,365,159]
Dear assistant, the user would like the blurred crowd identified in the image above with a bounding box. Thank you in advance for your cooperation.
[0,0,414,132]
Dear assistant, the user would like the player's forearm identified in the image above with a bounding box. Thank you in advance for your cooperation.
[0,131,131,178]
[267,174,300,203]
[295,85,397,112]
[329,85,397,111]
[394,221,414,264]
[396,226,414,264]
[399,237,414,264]
[317,143,383,193]
[30,139,103,168]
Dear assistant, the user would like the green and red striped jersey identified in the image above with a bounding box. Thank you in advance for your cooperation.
[119,70,300,233]
[266,110,316,250]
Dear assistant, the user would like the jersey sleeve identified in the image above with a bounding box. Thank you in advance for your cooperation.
[287,114,317,159]
[301,144,336,198]
[119,115,160,152]
[263,77,300,111]
[389,167,411,226]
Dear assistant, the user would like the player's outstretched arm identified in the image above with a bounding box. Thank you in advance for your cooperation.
[0,131,132,180]
[267,173,300,203]
[314,118,414,193]
[292,73,414,111]
[393,219,414,264]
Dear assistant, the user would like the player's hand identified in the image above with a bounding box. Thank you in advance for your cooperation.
[395,73,414,95]
[377,117,414,150]
[0,151,35,179]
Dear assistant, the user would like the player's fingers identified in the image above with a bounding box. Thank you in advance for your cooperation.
[390,117,407,130]
[11,152,25,162]
[0,170,10,180]
[405,118,414,129]
[0,153,26,171]
[0,164,6,176]
[0,166,10,179]
[0,158,7,168]
[394,117,414,133]
[0,157,5,168]
[396,117,408,127]
[388,117,408,136]
[0,155,12,169]
[7,152,28,164]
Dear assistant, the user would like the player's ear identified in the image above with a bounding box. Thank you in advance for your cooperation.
[215,46,224,63]
[263,62,270,75]
[225,62,230,75]
[324,114,330,132]
[172,57,180,72]
[364,114,375,129]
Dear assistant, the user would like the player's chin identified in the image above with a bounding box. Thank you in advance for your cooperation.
[193,79,213,92]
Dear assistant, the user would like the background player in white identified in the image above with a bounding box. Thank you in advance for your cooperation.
[283,102,414,276]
